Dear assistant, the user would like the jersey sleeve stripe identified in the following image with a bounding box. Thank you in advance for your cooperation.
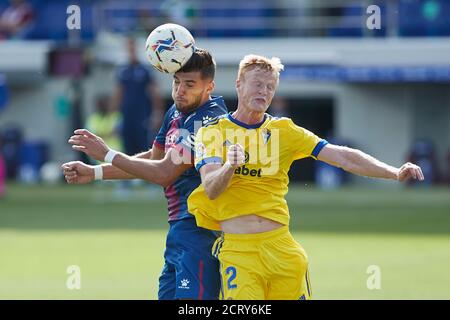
[195,156,223,172]
[311,139,328,159]
[153,140,165,150]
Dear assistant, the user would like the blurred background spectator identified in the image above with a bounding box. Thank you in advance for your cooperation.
[112,37,163,157]
[0,125,22,180]
[86,94,123,163]
[407,138,440,186]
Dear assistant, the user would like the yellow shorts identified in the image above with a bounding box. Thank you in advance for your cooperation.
[212,226,312,300]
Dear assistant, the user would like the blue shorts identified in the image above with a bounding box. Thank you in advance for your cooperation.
[158,217,221,300]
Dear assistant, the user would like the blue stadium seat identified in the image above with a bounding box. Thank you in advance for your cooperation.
[399,0,450,37]
[328,1,386,37]
[0,0,94,41]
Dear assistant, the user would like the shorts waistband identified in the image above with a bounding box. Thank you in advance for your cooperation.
[223,226,289,242]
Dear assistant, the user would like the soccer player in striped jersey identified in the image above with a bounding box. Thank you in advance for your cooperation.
[63,49,227,300]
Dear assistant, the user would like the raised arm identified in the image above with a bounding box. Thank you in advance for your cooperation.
[66,129,191,187]
[110,148,191,187]
[316,144,424,182]
[62,148,159,184]
[102,149,154,179]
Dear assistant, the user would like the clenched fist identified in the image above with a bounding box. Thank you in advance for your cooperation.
[61,161,95,184]
[397,162,424,182]
[227,144,246,169]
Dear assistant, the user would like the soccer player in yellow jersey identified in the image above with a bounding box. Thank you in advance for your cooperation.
[187,54,424,300]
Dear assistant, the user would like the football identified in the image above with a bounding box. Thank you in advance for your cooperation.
[145,23,195,73]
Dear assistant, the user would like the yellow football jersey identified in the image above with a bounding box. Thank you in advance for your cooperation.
[187,113,328,231]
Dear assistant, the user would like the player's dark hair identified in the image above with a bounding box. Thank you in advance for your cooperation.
[177,48,216,80]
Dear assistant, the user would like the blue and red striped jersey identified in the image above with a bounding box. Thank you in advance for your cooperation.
[153,96,228,221]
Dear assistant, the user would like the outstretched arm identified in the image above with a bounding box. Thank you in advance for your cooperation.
[103,149,154,179]
[67,129,191,187]
[110,148,191,187]
[100,146,167,179]
[316,144,424,182]
[62,148,157,184]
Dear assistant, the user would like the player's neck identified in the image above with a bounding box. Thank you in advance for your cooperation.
[199,95,212,107]
[232,108,265,125]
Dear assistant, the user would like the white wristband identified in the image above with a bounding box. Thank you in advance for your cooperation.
[94,165,103,180]
[104,149,118,164]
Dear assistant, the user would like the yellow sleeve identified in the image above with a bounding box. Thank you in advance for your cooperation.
[287,119,328,160]
[194,125,224,172]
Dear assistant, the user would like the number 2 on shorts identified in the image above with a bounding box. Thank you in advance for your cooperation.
[226,266,237,289]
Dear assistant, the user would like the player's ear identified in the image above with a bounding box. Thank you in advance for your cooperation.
[207,80,215,94]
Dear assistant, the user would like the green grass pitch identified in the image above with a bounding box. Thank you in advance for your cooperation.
[1,183,449,299]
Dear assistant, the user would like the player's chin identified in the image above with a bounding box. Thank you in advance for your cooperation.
[251,102,269,113]
[176,103,197,113]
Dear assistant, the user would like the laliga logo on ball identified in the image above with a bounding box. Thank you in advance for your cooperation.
[145,23,195,73]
